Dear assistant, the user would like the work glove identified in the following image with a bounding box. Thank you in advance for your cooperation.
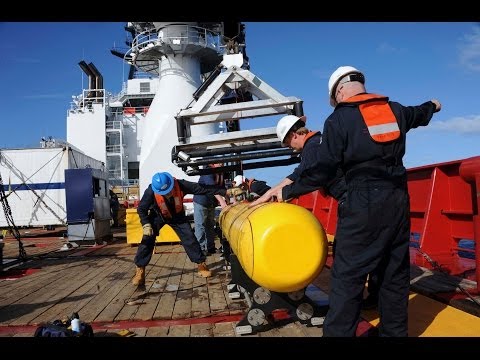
[226,187,246,198]
[142,223,154,236]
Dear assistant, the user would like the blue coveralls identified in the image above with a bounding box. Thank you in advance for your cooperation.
[283,97,437,336]
[288,131,346,201]
[134,180,226,267]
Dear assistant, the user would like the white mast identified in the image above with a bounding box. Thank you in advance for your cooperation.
[126,22,222,193]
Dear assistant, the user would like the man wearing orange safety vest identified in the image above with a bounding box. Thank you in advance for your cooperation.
[250,114,347,207]
[132,172,227,286]
[274,66,441,336]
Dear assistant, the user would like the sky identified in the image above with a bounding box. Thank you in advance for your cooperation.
[1,22,479,187]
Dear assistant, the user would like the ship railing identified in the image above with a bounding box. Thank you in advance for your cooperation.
[128,24,221,58]
[156,24,221,50]
[108,170,122,180]
[106,120,123,130]
[121,106,150,116]
[108,85,127,104]
[106,145,123,153]
[68,88,106,114]
[108,178,138,187]
[107,112,138,129]
[110,109,124,116]
[109,84,155,107]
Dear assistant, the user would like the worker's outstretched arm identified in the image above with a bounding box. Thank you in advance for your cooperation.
[249,178,292,206]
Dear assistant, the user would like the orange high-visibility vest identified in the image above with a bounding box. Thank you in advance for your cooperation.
[154,179,184,219]
[343,94,400,143]
[302,131,319,146]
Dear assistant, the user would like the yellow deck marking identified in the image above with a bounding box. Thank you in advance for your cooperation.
[362,292,480,336]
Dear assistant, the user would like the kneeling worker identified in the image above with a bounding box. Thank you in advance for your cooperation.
[132,172,227,286]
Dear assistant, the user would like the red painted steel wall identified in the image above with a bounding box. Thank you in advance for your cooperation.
[292,190,338,236]
[292,156,480,289]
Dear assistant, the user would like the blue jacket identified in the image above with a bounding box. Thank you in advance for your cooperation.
[193,173,222,208]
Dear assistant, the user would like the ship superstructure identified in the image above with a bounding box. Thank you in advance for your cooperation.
[66,62,157,189]
[67,21,303,195]
[122,22,226,193]
[67,22,239,193]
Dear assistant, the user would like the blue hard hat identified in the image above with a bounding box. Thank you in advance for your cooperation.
[151,172,174,195]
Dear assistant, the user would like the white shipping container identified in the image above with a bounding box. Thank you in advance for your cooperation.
[0,146,104,227]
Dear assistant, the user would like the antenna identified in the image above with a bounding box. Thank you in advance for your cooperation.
[81,49,85,90]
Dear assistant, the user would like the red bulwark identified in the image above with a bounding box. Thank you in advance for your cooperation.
[292,156,480,291]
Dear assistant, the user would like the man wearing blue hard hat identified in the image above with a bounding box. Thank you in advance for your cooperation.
[132,171,227,286]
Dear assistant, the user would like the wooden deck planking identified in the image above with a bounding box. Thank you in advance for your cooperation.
[190,322,214,337]
[168,252,193,319]
[152,252,186,320]
[93,260,147,323]
[206,253,249,315]
[302,323,323,337]
[92,249,172,323]
[206,255,231,314]
[3,258,109,326]
[0,260,72,308]
[73,256,134,323]
[29,257,121,324]
[131,327,148,337]
[2,236,66,259]
[2,228,478,338]
[167,324,190,336]
[0,255,91,294]
[146,326,169,337]
[114,252,176,321]
[190,273,214,317]
[212,321,236,337]
[275,321,309,337]
[6,260,106,325]
[133,252,173,321]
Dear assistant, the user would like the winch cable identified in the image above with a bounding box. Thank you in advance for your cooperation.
[415,247,480,307]
[0,169,26,261]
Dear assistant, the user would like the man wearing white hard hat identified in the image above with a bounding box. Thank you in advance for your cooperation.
[278,65,441,337]
[250,114,346,206]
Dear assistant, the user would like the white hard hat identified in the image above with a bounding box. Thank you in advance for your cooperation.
[328,66,364,107]
[233,175,245,186]
[276,115,307,146]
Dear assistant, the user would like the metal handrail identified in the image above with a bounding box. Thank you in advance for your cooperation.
[126,24,221,60]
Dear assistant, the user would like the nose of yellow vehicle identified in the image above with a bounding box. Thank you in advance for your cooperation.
[218,202,328,293]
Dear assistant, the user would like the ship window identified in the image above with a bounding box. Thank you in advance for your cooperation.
[139,82,150,93]
[128,161,139,181]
